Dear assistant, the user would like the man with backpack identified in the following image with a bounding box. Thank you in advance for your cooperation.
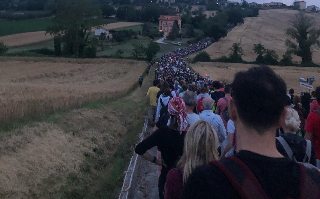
[215,84,232,128]
[156,88,171,129]
[139,76,143,88]
[183,66,320,199]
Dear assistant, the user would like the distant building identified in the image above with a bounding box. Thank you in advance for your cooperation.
[219,0,239,8]
[294,1,306,10]
[159,0,175,3]
[95,28,112,40]
[159,15,181,36]
[306,5,320,12]
[249,2,258,7]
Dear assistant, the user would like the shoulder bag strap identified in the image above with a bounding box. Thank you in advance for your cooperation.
[223,97,228,103]
[314,110,320,116]
[298,163,320,199]
[160,98,165,107]
[305,140,312,163]
[276,137,293,159]
[210,156,270,199]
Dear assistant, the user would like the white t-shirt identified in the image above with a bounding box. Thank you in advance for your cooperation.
[186,113,201,127]
[197,93,210,101]
[227,120,235,134]
[225,120,235,157]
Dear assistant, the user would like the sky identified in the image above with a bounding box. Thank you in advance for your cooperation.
[237,0,320,7]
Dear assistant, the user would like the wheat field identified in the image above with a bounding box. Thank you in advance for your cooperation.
[205,9,320,64]
[0,22,143,47]
[192,62,320,94]
[0,57,146,121]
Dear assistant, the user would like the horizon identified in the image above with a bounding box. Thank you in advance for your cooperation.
[242,0,320,7]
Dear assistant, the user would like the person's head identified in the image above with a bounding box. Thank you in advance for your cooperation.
[212,81,221,89]
[224,84,232,94]
[289,88,294,95]
[292,95,301,108]
[188,84,195,92]
[182,84,188,92]
[203,97,214,110]
[163,88,171,97]
[177,120,219,183]
[283,107,301,133]
[183,91,197,107]
[153,80,159,87]
[161,81,170,91]
[168,97,188,132]
[230,65,287,134]
[200,86,208,94]
[315,86,320,104]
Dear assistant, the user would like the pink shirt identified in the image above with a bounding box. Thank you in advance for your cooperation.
[165,168,184,199]
[217,95,232,127]
[310,100,320,113]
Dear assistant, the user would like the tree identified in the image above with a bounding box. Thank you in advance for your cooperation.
[167,20,180,40]
[286,12,320,64]
[185,24,195,37]
[114,49,124,58]
[116,6,133,20]
[145,42,160,61]
[132,44,146,59]
[227,8,245,26]
[280,52,293,66]
[263,49,279,65]
[253,43,266,63]
[0,42,8,56]
[101,5,115,18]
[193,51,211,63]
[228,43,244,62]
[54,37,62,56]
[241,0,249,8]
[203,22,227,41]
[46,0,101,57]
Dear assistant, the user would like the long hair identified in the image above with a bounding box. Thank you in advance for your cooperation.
[177,120,219,183]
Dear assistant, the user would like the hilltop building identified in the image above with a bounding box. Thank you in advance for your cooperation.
[306,5,320,12]
[158,15,181,36]
[294,1,306,10]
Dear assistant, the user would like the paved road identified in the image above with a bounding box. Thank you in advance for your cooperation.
[132,144,159,199]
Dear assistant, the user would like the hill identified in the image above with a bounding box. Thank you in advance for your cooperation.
[205,9,320,64]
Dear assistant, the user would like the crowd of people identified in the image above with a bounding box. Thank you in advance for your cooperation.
[137,38,320,199]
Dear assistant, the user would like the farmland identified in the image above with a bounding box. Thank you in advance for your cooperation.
[0,57,146,122]
[0,57,150,198]
[191,62,320,94]
[1,21,142,47]
[204,9,320,64]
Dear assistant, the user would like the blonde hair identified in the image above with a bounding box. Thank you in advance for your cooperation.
[285,108,301,132]
[177,120,219,183]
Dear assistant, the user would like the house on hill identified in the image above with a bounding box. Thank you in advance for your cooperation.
[158,15,181,36]
[249,2,258,7]
[306,5,320,12]
[95,28,112,40]
[294,1,306,10]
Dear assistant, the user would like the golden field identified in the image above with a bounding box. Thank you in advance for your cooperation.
[191,62,320,94]
[0,22,143,47]
[205,9,320,64]
[0,57,146,121]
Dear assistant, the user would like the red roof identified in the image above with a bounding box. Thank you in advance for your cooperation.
[158,15,181,20]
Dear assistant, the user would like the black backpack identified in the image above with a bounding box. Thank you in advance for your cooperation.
[222,97,229,121]
[157,98,170,128]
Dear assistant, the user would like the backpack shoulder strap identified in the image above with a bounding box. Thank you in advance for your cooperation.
[298,163,320,199]
[210,156,270,199]
[314,110,320,116]
[305,140,312,163]
[223,97,228,103]
[160,98,165,107]
[276,136,293,159]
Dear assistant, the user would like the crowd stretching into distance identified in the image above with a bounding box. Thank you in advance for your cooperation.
[136,38,320,199]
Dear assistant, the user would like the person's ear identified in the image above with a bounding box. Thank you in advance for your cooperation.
[277,107,287,128]
[229,98,238,122]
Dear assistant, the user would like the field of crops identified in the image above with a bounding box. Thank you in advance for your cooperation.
[0,57,146,122]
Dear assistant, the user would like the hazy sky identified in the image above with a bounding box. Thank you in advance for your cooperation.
[241,0,320,7]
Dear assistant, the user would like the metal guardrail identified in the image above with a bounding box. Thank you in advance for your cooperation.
[118,118,149,199]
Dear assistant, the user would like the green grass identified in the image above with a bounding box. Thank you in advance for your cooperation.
[97,37,153,57]
[0,18,53,37]
[114,25,143,32]
[0,17,119,37]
